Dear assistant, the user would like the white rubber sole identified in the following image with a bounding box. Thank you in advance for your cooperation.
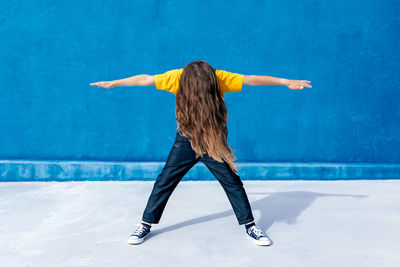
[127,234,149,245]
[246,234,273,246]
[127,237,144,245]
[127,232,151,245]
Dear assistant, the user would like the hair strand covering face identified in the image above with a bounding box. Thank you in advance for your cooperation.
[176,60,238,174]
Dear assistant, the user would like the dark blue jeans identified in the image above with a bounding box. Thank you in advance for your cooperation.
[142,131,255,225]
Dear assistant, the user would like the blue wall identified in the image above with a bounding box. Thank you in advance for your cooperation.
[1,0,399,180]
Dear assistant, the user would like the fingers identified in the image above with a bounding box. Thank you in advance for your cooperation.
[89,82,103,88]
[299,80,312,88]
[288,79,312,90]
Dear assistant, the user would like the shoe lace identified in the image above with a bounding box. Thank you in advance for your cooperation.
[250,226,265,238]
[133,225,148,237]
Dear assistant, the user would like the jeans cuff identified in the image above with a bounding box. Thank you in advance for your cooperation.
[142,216,159,224]
[238,218,255,225]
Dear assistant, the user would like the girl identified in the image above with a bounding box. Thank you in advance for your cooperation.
[90,60,311,246]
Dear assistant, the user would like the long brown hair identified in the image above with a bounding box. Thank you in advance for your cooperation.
[176,60,238,174]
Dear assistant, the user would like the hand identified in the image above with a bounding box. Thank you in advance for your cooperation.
[285,80,312,90]
[89,81,115,89]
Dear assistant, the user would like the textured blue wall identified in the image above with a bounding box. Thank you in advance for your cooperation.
[1,0,399,180]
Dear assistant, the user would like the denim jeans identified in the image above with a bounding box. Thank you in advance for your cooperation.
[142,131,255,225]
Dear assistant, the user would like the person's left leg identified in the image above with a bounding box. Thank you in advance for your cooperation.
[200,154,255,225]
[199,155,273,245]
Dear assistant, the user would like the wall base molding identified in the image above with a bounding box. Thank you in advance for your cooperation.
[1,160,399,181]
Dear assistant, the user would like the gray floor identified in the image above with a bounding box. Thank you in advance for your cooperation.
[1,180,399,267]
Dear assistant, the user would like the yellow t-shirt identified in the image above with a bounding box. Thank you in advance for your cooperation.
[154,68,244,95]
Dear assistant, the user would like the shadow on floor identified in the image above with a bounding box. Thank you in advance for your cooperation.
[148,190,367,239]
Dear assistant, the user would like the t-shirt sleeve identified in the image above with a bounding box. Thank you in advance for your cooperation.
[215,70,244,93]
[154,69,183,95]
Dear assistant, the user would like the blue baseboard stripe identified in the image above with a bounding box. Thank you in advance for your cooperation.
[0,160,399,181]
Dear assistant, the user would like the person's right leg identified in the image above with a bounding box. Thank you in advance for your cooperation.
[128,132,199,245]
[141,132,200,224]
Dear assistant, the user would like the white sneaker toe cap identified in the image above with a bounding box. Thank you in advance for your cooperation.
[255,237,272,246]
[127,236,144,245]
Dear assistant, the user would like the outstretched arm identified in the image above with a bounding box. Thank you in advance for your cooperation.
[90,74,155,89]
[243,75,311,90]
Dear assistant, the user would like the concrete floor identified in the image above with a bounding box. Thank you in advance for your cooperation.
[0,180,399,267]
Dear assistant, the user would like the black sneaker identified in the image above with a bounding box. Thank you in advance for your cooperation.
[127,223,151,245]
[246,225,273,246]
